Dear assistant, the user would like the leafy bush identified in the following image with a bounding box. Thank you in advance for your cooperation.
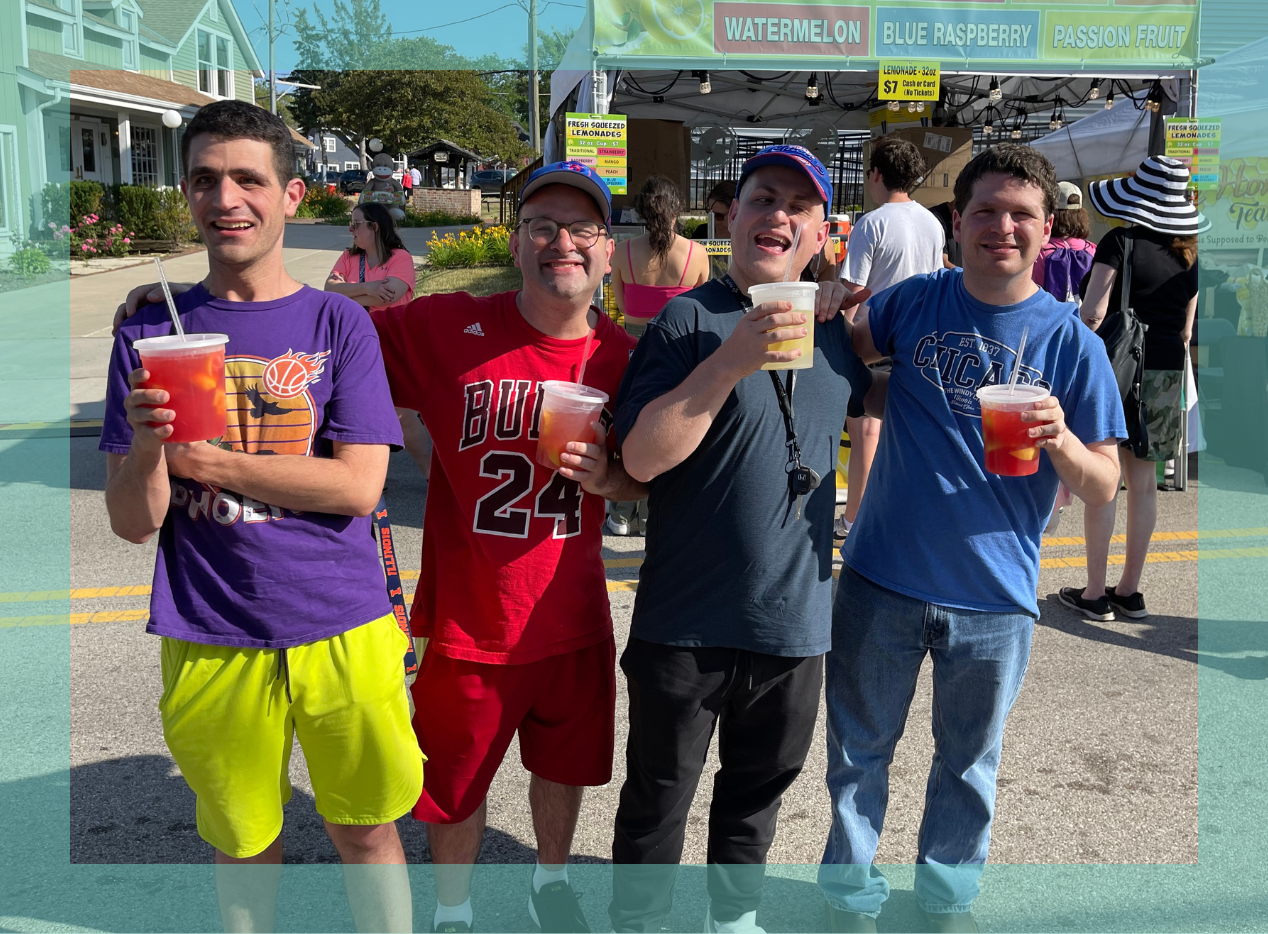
[426,225,512,269]
[154,188,197,245]
[112,184,160,239]
[41,183,71,229]
[400,208,482,227]
[69,181,104,225]
[69,214,135,258]
[680,217,706,238]
[9,247,52,279]
[295,186,351,219]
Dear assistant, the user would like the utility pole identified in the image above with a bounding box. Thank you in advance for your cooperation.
[268,0,277,114]
[528,0,540,154]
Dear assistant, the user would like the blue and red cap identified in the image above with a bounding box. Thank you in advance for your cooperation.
[736,144,834,210]
[518,161,612,226]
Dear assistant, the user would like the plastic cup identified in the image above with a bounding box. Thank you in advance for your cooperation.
[749,281,818,371]
[133,333,229,443]
[976,384,1051,477]
[536,380,609,470]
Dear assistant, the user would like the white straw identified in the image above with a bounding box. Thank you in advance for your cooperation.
[782,223,802,282]
[154,256,186,340]
[1007,326,1029,396]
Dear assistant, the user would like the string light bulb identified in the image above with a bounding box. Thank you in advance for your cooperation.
[1104,83,1116,110]
[916,101,925,113]
[989,77,1002,102]
[806,73,819,100]
[696,71,711,95]
[1089,78,1102,100]
[888,99,900,112]
[908,100,917,112]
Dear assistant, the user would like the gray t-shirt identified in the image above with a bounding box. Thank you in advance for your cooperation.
[841,200,946,293]
[614,279,872,657]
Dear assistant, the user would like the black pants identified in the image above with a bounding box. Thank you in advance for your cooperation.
[608,639,823,932]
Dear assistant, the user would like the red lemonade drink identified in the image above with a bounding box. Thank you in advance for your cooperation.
[133,334,229,443]
[535,380,608,470]
[976,384,1050,477]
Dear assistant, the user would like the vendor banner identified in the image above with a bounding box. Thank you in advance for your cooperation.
[592,0,1199,66]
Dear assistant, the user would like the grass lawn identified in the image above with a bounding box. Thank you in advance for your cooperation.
[416,265,522,297]
[0,269,68,292]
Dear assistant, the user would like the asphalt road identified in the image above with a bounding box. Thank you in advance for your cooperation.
[36,437,1218,931]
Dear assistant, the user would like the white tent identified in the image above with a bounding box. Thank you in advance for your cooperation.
[1028,91,1151,180]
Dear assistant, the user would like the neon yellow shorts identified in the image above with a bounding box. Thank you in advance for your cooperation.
[159,613,424,858]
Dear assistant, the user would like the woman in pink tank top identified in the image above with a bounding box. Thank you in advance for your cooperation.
[611,175,711,340]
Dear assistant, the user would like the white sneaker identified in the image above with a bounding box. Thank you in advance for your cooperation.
[1044,506,1064,535]
[604,515,630,536]
[705,908,765,934]
[833,515,851,540]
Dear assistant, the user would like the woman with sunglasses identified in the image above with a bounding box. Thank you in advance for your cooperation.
[326,202,430,476]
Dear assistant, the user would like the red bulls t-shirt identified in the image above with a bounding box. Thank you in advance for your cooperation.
[101,284,404,649]
[372,290,636,664]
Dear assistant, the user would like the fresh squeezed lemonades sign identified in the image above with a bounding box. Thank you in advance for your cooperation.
[878,61,939,100]
[565,113,628,196]
[591,0,1198,65]
[1166,117,1221,190]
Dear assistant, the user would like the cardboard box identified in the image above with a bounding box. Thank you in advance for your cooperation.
[862,127,975,211]
[610,118,691,216]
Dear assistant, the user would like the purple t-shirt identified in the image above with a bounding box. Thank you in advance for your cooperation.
[100,284,404,648]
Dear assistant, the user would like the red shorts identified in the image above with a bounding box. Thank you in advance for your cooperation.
[409,635,616,824]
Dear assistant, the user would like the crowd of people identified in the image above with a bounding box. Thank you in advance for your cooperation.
[103,98,1203,934]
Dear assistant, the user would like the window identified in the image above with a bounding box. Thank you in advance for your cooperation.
[81,127,96,174]
[324,137,336,153]
[216,36,231,97]
[0,127,18,236]
[63,22,80,55]
[344,161,360,170]
[198,31,232,97]
[121,9,135,31]
[131,126,159,187]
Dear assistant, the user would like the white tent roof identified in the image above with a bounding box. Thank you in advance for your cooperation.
[1028,92,1151,180]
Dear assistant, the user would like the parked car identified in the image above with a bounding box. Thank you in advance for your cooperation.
[338,170,367,194]
[471,169,516,192]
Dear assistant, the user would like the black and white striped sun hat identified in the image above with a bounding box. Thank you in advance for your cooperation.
[1087,156,1210,235]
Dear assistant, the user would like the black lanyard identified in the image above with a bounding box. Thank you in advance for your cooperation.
[359,253,366,282]
[719,275,818,499]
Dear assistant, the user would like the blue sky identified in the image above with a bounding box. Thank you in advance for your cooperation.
[232,0,587,72]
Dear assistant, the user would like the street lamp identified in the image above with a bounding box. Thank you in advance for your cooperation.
[161,109,183,129]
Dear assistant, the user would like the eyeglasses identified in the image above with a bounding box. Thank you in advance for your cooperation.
[517,217,605,248]
[349,220,371,230]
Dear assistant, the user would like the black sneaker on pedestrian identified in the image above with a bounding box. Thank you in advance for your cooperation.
[1057,587,1115,622]
[432,922,472,934]
[529,879,591,933]
[1106,586,1149,619]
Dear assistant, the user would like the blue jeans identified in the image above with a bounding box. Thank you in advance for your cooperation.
[818,567,1034,917]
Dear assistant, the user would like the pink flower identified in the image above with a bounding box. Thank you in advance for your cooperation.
[61,225,70,232]
[123,238,130,244]
[80,244,88,252]
[48,221,56,229]
[53,231,63,240]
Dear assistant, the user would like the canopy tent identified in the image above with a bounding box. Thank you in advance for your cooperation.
[1028,90,1152,179]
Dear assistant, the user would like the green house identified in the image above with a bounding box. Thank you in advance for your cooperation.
[0,0,271,256]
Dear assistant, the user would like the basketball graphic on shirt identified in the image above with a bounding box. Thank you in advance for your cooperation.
[263,348,331,398]
[222,353,326,455]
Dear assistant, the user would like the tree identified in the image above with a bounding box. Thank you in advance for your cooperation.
[308,71,530,163]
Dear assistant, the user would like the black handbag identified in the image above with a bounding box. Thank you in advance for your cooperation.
[1095,230,1149,458]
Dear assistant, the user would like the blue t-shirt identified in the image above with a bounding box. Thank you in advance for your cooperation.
[616,278,872,657]
[844,269,1126,617]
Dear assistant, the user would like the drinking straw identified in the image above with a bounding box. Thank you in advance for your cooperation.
[782,222,802,282]
[575,327,595,387]
[1007,326,1029,396]
[154,256,186,340]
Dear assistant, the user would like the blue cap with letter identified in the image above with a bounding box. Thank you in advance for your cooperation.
[736,144,834,210]
[517,161,613,226]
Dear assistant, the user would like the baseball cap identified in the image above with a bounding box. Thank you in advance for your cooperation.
[736,144,834,210]
[517,161,612,226]
[1056,180,1083,210]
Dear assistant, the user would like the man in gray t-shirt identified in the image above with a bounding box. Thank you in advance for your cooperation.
[837,137,945,538]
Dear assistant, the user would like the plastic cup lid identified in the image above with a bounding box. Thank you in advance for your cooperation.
[749,281,820,298]
[977,383,1050,404]
[133,333,229,353]
[541,379,609,405]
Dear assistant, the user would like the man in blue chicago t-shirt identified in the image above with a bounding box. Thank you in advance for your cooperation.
[610,146,875,934]
[816,145,1126,934]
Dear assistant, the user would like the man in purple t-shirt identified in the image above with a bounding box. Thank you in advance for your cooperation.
[101,101,419,933]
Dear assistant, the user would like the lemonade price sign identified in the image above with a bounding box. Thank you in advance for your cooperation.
[878,61,940,101]
[1165,117,1221,190]
[566,113,628,196]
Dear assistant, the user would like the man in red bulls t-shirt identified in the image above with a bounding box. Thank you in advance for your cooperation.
[372,162,645,934]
